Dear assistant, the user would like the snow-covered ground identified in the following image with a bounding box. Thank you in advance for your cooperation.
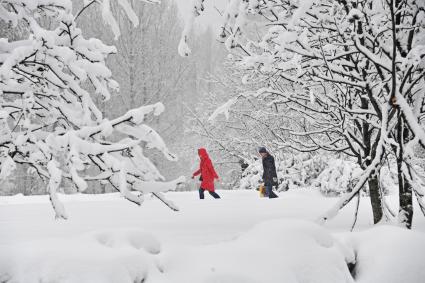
[1,189,424,282]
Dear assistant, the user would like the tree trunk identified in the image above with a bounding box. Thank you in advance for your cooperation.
[360,96,383,225]
[396,113,414,228]
[368,175,383,224]
[397,161,413,228]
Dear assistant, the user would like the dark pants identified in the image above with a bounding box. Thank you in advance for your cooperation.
[199,188,220,199]
[265,185,278,198]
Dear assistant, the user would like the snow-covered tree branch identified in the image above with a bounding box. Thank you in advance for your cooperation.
[183,0,425,228]
[0,0,184,219]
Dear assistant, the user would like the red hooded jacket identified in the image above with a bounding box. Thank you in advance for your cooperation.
[192,148,219,191]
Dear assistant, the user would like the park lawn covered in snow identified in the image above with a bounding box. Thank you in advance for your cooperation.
[0,189,424,283]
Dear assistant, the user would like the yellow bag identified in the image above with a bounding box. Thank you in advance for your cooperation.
[259,184,266,197]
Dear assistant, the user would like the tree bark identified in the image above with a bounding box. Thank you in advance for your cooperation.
[368,175,383,224]
[360,96,383,224]
[396,114,414,228]
[397,161,413,229]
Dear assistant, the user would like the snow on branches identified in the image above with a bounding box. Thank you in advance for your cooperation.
[0,0,184,219]
[79,0,161,40]
[184,0,425,227]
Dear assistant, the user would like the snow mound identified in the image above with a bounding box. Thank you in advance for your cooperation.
[92,229,161,255]
[0,229,163,283]
[1,219,424,283]
[339,225,425,283]
[160,219,354,283]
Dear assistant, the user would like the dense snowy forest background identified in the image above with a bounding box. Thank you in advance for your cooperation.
[0,0,228,196]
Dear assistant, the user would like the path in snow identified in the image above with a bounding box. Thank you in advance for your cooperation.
[1,189,424,246]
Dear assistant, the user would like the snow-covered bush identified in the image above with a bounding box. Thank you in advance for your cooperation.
[238,160,263,190]
[238,154,328,191]
[0,0,184,218]
[278,154,328,190]
[313,159,399,197]
[313,160,363,196]
[238,155,400,197]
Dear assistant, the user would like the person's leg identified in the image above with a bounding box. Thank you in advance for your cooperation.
[199,188,205,199]
[264,184,270,197]
[266,185,278,198]
[209,191,221,199]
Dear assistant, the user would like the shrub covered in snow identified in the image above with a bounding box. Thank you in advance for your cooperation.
[238,154,328,191]
[313,159,363,196]
[238,155,400,197]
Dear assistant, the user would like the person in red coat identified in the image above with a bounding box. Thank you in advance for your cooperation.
[192,148,221,199]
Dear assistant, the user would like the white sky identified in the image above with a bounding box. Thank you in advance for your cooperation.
[173,0,227,32]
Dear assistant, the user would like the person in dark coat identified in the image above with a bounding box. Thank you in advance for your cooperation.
[258,147,279,198]
[192,148,221,199]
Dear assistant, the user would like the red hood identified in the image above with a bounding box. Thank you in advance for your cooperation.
[198,148,209,160]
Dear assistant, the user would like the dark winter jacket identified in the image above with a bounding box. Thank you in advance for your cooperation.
[262,154,278,186]
[192,148,219,191]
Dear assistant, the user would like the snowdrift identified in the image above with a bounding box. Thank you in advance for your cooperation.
[1,219,424,283]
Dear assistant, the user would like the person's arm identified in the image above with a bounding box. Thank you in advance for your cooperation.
[212,166,219,180]
[192,168,201,178]
[270,156,278,185]
[271,156,278,177]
